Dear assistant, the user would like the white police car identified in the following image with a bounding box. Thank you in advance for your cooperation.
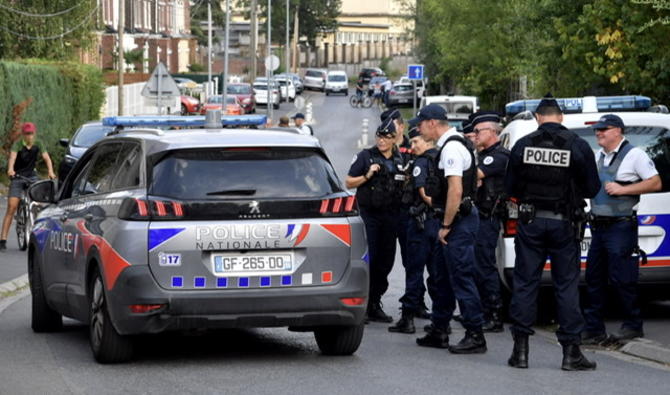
[498,96,670,297]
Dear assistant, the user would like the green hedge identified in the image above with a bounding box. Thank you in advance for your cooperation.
[0,60,105,177]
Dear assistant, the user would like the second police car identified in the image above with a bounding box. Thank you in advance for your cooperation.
[27,114,368,363]
[498,96,670,302]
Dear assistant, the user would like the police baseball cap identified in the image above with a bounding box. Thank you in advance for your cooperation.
[22,122,36,134]
[535,93,563,113]
[469,111,502,128]
[592,114,624,130]
[376,117,396,136]
[380,108,402,122]
[461,120,473,134]
[409,104,449,124]
[408,127,421,139]
[292,112,305,119]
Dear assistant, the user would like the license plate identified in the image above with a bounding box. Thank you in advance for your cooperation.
[399,99,409,103]
[212,253,294,275]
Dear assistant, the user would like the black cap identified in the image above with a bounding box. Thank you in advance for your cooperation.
[592,114,624,130]
[461,120,473,134]
[380,108,402,122]
[409,104,448,124]
[469,111,502,129]
[292,112,305,119]
[408,127,421,139]
[376,117,396,136]
[535,93,562,113]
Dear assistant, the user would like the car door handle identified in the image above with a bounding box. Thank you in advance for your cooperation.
[84,213,94,221]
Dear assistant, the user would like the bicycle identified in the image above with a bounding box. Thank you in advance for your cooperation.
[12,174,38,251]
[349,92,372,108]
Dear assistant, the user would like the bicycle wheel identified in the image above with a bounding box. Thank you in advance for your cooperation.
[362,96,372,108]
[16,200,28,251]
[349,95,359,108]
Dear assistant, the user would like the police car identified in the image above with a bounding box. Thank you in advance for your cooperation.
[497,96,670,296]
[26,114,368,363]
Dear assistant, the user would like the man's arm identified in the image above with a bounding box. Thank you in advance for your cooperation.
[418,186,432,206]
[605,174,662,196]
[6,151,17,177]
[438,175,462,244]
[41,151,56,179]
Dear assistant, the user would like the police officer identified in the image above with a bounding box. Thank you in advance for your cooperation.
[462,119,476,144]
[582,114,662,344]
[411,104,487,354]
[346,118,405,322]
[471,111,509,332]
[504,94,600,370]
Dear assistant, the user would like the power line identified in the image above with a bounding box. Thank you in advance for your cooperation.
[0,3,99,40]
[0,0,89,18]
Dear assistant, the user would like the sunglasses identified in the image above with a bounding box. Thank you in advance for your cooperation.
[473,127,494,134]
[375,133,396,140]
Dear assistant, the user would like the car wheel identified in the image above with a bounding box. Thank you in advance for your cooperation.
[181,104,188,116]
[325,91,330,96]
[30,254,63,332]
[89,268,134,363]
[274,102,280,110]
[314,323,364,355]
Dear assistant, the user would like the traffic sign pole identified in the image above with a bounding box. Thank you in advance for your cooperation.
[413,80,417,116]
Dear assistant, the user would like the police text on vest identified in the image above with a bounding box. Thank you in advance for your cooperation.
[523,147,571,167]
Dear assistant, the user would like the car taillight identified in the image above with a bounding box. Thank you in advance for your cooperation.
[320,196,357,216]
[118,197,185,220]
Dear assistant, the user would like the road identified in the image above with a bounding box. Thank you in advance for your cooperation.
[1,92,670,394]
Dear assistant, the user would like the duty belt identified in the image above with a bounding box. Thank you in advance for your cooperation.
[590,214,637,226]
[535,209,567,221]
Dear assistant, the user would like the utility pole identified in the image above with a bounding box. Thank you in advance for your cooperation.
[250,0,257,80]
[118,0,124,115]
[207,1,213,84]
[292,5,298,73]
[267,0,273,121]
[223,0,230,109]
[285,0,289,103]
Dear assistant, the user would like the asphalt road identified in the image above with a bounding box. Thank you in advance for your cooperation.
[1,93,670,394]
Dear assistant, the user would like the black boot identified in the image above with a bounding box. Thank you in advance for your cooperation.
[449,330,487,354]
[561,344,597,371]
[416,325,450,348]
[366,302,393,323]
[389,311,415,334]
[424,323,452,335]
[415,305,431,320]
[483,311,504,333]
[507,334,529,368]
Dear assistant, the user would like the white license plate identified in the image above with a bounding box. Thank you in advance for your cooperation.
[399,99,409,103]
[212,253,294,275]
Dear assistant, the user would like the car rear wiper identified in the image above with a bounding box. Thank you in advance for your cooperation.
[206,189,257,196]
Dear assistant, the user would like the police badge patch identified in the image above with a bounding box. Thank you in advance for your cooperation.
[413,166,421,177]
[483,156,494,165]
[351,154,358,164]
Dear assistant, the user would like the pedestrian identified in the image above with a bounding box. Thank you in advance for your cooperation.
[355,78,365,100]
[471,111,510,333]
[291,113,313,135]
[411,104,487,354]
[582,114,662,344]
[504,94,600,370]
[346,117,405,322]
[390,124,456,335]
[278,116,290,127]
[382,79,393,107]
[1,122,56,251]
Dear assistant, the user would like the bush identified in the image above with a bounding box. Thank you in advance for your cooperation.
[188,63,205,72]
[0,60,105,177]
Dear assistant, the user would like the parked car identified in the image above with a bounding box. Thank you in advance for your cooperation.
[172,77,198,90]
[325,71,349,96]
[276,72,304,94]
[199,95,244,115]
[275,77,297,101]
[57,122,114,182]
[358,67,384,84]
[367,76,388,98]
[180,95,200,115]
[253,82,281,109]
[385,83,417,107]
[397,76,427,98]
[303,68,328,91]
[28,115,368,363]
[227,83,256,114]
[420,95,479,119]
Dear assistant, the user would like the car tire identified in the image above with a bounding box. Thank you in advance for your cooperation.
[274,102,280,110]
[325,91,330,96]
[30,255,63,333]
[314,323,364,356]
[89,268,134,363]
[181,104,188,116]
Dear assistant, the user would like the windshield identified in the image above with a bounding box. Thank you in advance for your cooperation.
[328,75,347,82]
[435,101,475,115]
[227,85,251,94]
[72,125,114,148]
[150,148,343,199]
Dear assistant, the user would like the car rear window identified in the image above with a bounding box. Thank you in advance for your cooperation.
[306,70,324,78]
[227,85,251,94]
[436,101,474,116]
[150,148,344,200]
[328,75,347,82]
[72,125,114,148]
[394,85,412,92]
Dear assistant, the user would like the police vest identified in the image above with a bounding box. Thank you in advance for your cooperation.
[425,135,477,209]
[591,141,640,216]
[518,127,576,211]
[356,147,405,210]
[477,144,510,216]
[405,149,439,207]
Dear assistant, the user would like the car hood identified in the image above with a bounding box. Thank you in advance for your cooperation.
[68,145,89,160]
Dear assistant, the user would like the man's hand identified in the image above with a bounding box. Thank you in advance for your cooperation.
[366,164,381,179]
[605,181,626,196]
[48,171,56,180]
[7,169,15,178]
[438,228,450,245]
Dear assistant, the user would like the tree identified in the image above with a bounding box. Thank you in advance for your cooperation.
[190,0,227,47]
[0,0,98,60]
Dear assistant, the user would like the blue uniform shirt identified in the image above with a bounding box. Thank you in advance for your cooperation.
[477,142,508,179]
[348,147,395,177]
[412,148,436,189]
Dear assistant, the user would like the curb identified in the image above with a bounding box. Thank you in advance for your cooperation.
[0,274,29,299]
[621,338,670,366]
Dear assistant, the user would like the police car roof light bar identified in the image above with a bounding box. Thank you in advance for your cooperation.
[504,95,652,118]
[102,114,268,128]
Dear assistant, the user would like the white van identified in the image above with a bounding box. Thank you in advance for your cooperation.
[420,95,479,130]
[497,95,670,298]
[325,71,348,96]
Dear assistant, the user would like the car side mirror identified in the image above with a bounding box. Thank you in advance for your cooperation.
[59,138,69,147]
[28,180,57,204]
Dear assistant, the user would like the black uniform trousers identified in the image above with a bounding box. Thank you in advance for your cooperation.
[510,217,584,345]
[474,214,503,316]
[359,206,399,304]
[398,208,427,310]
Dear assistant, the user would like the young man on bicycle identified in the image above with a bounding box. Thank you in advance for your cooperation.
[355,79,365,99]
[1,122,55,251]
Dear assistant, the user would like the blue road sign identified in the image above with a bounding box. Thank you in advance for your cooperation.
[407,64,424,80]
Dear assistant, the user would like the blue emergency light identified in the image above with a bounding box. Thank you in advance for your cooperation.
[102,114,268,128]
[505,95,652,117]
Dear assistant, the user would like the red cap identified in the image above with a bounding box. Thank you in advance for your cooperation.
[22,122,36,134]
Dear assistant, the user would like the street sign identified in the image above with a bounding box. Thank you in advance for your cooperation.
[141,63,181,97]
[407,64,424,81]
[265,55,280,72]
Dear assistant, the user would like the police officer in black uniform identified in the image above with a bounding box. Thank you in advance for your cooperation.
[346,118,405,322]
[471,111,510,332]
[504,94,600,370]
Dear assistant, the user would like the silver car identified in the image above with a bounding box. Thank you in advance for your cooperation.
[303,68,327,91]
[27,115,369,363]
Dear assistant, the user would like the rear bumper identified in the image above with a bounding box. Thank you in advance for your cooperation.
[106,264,369,335]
